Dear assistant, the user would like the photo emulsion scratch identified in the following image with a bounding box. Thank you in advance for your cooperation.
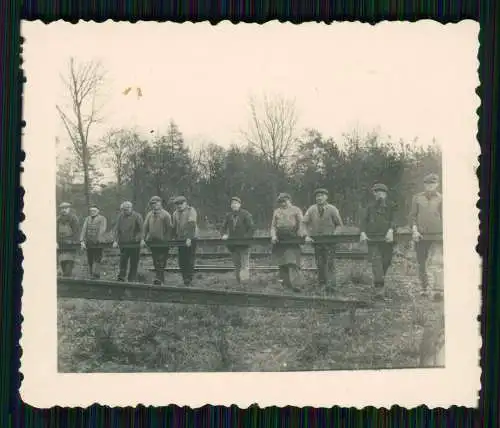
[20,20,481,408]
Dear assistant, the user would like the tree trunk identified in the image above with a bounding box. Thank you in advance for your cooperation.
[83,161,91,208]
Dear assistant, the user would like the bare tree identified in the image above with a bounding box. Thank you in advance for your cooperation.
[242,93,299,170]
[101,129,136,197]
[56,57,106,208]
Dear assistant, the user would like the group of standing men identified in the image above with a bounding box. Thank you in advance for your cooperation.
[56,172,443,299]
[56,195,199,286]
[263,172,443,299]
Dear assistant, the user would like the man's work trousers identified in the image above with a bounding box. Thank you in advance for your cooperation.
[60,260,75,277]
[415,240,443,291]
[278,264,302,291]
[367,242,394,287]
[150,247,169,284]
[313,244,336,287]
[86,245,103,278]
[230,247,250,283]
[118,246,140,282]
[178,242,197,285]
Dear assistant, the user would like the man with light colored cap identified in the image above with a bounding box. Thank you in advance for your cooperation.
[112,201,144,282]
[143,196,172,285]
[270,192,305,291]
[409,173,443,300]
[360,182,398,300]
[56,202,80,277]
[80,205,108,279]
[303,188,343,290]
[221,196,255,284]
[172,196,199,286]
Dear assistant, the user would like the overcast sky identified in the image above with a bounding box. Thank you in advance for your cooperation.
[22,20,479,180]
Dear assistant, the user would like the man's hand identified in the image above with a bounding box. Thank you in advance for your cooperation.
[80,241,86,250]
[221,234,229,240]
[140,239,146,248]
[305,236,314,243]
[271,236,278,244]
[186,238,192,247]
[385,229,394,243]
[112,241,119,249]
[412,226,422,242]
[359,232,368,242]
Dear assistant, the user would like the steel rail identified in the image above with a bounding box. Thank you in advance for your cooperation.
[99,250,370,260]
[57,278,371,313]
[57,232,443,251]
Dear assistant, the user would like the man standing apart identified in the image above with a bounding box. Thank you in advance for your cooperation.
[359,183,397,300]
[80,205,107,279]
[56,202,80,277]
[143,196,172,285]
[303,188,343,290]
[409,173,443,300]
[270,193,305,292]
[172,196,198,287]
[113,201,144,282]
[221,196,255,284]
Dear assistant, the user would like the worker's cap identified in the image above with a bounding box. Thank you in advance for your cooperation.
[230,196,241,204]
[314,188,329,197]
[423,173,439,184]
[173,196,187,204]
[89,204,99,209]
[371,183,388,192]
[149,196,162,204]
[59,202,71,208]
[277,192,291,202]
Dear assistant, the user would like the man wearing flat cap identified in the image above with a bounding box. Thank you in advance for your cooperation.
[270,192,305,291]
[80,205,108,279]
[143,196,173,285]
[172,196,199,286]
[221,197,255,284]
[303,188,344,290]
[56,202,80,277]
[360,183,398,299]
[409,173,443,300]
[112,201,144,282]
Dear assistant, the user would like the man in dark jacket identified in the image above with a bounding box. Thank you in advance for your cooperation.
[112,201,144,282]
[359,183,398,300]
[172,196,198,286]
[56,202,80,277]
[143,196,173,285]
[221,196,255,284]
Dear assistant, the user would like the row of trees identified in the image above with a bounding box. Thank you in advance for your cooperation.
[56,58,442,231]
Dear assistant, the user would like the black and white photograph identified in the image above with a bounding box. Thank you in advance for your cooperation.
[21,20,480,408]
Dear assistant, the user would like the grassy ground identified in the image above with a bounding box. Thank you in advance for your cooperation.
[57,237,445,373]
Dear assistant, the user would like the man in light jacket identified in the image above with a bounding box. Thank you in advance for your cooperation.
[143,196,173,285]
[80,205,107,279]
[271,192,305,292]
[409,173,443,300]
[303,188,343,290]
[113,201,144,282]
[221,196,255,284]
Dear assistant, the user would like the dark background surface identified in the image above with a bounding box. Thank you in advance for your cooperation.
[1,0,495,426]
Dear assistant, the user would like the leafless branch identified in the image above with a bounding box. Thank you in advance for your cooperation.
[242,93,299,170]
